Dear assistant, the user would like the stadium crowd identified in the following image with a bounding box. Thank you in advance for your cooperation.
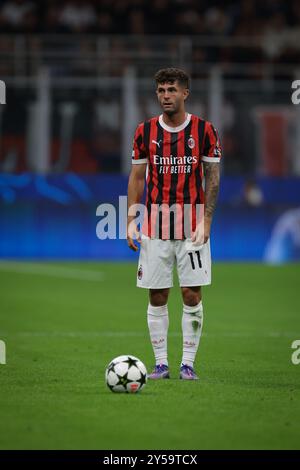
[0,0,299,54]
[0,0,299,68]
[0,0,299,176]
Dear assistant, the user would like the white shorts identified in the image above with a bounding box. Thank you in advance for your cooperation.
[136,236,211,289]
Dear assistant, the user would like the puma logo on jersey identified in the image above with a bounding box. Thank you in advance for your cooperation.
[152,139,162,148]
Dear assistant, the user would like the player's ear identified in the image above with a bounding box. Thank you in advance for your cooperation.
[183,88,189,101]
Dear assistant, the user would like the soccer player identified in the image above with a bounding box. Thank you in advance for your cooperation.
[127,68,221,380]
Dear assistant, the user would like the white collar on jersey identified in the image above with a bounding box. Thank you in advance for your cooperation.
[158,113,191,133]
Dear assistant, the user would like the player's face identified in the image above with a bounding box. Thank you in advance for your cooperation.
[156,81,189,115]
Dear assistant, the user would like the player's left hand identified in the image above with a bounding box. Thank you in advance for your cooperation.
[191,217,211,245]
[127,222,141,251]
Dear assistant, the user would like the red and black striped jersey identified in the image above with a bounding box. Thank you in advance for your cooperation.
[131,113,222,239]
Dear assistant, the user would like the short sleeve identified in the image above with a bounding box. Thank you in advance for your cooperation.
[201,122,222,163]
[132,123,148,164]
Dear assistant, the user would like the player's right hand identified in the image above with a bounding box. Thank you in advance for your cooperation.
[127,222,141,251]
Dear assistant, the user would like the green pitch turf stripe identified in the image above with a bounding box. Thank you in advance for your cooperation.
[0,262,104,282]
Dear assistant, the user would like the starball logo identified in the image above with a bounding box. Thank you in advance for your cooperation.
[0,80,6,104]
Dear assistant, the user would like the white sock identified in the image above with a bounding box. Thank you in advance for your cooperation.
[181,301,203,367]
[147,303,169,366]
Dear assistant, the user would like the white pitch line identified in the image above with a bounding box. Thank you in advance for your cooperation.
[0,331,299,338]
[0,262,104,282]
[16,331,149,338]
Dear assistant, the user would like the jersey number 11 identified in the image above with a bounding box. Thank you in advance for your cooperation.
[188,251,202,270]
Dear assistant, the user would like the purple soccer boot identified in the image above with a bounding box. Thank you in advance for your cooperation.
[148,364,170,379]
[179,364,199,380]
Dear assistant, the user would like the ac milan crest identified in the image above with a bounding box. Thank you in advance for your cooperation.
[188,136,195,149]
[137,265,143,280]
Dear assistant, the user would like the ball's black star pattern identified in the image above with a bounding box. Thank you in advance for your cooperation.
[116,372,129,389]
[123,357,139,369]
[106,357,147,393]
[107,363,116,374]
[137,372,147,387]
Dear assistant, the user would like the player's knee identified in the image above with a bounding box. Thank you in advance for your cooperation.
[181,287,201,306]
[149,289,169,307]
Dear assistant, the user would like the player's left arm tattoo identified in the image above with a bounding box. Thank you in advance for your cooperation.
[203,162,220,219]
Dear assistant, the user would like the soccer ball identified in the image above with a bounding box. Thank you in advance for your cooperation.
[105,355,147,393]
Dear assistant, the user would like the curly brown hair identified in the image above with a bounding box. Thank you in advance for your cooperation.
[154,68,190,89]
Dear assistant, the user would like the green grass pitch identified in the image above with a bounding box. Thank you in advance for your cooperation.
[0,261,299,450]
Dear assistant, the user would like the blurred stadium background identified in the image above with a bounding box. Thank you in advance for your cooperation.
[0,0,300,262]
